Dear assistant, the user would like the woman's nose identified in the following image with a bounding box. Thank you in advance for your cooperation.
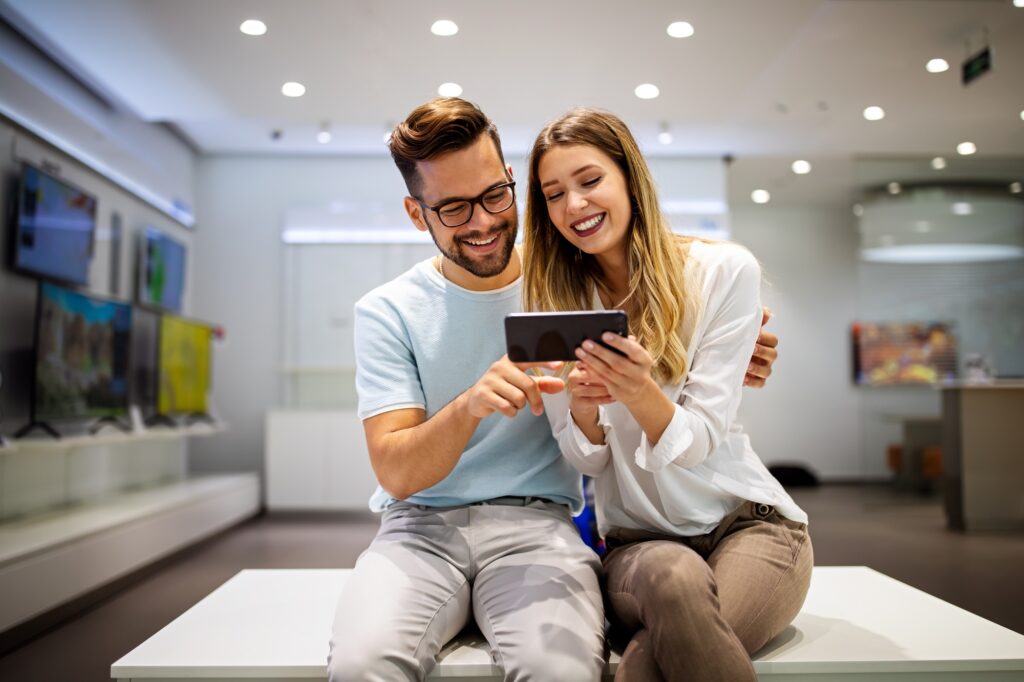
[567,190,587,213]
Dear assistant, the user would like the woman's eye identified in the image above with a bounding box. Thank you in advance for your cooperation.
[582,176,602,187]
[546,192,563,202]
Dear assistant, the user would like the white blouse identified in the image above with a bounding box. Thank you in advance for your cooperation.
[542,241,807,537]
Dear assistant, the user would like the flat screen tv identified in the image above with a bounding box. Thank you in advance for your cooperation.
[851,321,957,386]
[29,282,132,429]
[158,314,211,417]
[139,226,186,313]
[13,162,97,286]
[130,305,160,420]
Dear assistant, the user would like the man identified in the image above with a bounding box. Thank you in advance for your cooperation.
[327,98,779,682]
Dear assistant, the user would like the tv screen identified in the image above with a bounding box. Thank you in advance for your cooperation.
[34,282,132,422]
[851,321,957,386]
[158,315,211,415]
[130,306,160,418]
[139,226,186,313]
[14,163,97,286]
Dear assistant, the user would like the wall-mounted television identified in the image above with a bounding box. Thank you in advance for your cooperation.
[18,282,132,436]
[138,226,186,313]
[12,162,97,286]
[851,321,957,386]
[157,314,211,419]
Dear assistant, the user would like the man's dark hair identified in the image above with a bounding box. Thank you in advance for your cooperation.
[388,97,505,197]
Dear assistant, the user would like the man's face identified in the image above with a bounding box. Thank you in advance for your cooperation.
[404,135,517,279]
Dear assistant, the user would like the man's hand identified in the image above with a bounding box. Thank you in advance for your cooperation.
[464,355,564,419]
[745,307,778,389]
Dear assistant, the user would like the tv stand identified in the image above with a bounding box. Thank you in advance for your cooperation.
[144,414,179,429]
[13,421,61,440]
[89,415,132,435]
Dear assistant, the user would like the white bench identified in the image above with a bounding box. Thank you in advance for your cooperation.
[111,566,1024,681]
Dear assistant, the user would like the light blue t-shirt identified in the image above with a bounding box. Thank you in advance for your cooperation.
[354,258,583,512]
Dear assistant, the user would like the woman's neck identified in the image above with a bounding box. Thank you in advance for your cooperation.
[594,246,631,309]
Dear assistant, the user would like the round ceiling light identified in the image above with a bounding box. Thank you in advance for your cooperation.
[438,82,463,97]
[240,19,267,36]
[667,21,695,38]
[925,58,949,73]
[281,81,306,97]
[634,83,660,100]
[751,189,770,204]
[431,20,458,36]
[957,141,977,155]
[863,106,885,121]
[931,157,947,170]
[791,160,811,175]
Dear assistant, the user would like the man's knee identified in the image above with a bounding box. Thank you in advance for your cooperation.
[327,641,422,682]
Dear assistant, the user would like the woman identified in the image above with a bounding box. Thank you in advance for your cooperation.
[523,108,812,682]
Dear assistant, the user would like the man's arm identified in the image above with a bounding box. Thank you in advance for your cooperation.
[745,307,778,388]
[364,356,563,500]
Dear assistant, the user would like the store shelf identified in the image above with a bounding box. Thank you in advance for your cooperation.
[3,421,226,455]
[0,473,260,634]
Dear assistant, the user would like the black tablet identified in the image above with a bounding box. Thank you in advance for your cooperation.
[505,311,629,363]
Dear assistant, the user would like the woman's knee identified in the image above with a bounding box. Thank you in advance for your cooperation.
[633,543,716,608]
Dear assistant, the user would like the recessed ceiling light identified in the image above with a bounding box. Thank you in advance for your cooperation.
[863,106,885,121]
[667,21,694,38]
[887,182,902,195]
[635,83,660,100]
[658,132,673,145]
[957,141,977,155]
[852,203,864,217]
[751,189,770,204]
[438,82,463,97]
[431,20,458,36]
[952,202,973,216]
[926,58,949,73]
[239,19,267,36]
[931,157,947,170]
[1010,181,1022,194]
[1020,109,1024,121]
[317,131,331,144]
[281,81,306,97]
[791,160,811,175]
[1015,0,1024,7]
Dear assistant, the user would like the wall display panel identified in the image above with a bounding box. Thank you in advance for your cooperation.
[12,162,96,286]
[31,282,132,424]
[138,226,186,313]
[158,315,211,417]
[851,321,957,386]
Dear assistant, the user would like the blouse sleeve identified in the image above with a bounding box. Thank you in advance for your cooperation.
[632,246,763,472]
[542,388,613,477]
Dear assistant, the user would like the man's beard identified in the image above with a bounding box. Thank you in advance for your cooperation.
[429,218,518,278]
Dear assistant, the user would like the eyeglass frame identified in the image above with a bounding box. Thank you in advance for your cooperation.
[414,180,517,228]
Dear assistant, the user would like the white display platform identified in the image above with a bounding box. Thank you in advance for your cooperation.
[0,473,260,634]
[6,422,225,455]
[111,566,1024,681]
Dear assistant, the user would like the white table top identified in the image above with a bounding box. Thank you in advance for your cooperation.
[111,566,1024,679]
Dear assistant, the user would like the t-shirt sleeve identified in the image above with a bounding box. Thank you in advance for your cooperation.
[354,295,426,420]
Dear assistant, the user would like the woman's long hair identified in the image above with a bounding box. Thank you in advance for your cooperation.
[523,108,699,384]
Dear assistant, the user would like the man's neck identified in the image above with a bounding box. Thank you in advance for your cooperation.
[439,247,522,292]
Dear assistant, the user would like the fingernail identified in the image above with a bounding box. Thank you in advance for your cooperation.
[602,333,614,342]
[582,340,594,350]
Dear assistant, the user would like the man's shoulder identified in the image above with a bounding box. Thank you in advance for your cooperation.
[356,258,436,313]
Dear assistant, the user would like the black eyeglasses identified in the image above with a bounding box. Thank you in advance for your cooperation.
[416,181,516,228]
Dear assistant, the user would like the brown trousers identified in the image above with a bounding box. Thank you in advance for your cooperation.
[602,501,813,682]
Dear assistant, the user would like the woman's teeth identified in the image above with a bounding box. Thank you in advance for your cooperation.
[574,214,604,232]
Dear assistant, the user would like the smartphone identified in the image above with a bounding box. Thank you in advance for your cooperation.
[505,311,629,363]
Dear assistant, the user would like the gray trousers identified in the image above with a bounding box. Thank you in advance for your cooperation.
[327,497,605,682]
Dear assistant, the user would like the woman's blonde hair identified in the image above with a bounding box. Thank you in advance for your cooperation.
[523,108,699,384]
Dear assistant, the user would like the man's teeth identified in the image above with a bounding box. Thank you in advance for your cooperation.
[465,235,498,246]
[574,214,604,232]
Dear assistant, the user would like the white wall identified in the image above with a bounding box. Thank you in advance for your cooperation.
[731,205,867,479]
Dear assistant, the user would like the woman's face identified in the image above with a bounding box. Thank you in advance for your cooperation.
[537,144,632,259]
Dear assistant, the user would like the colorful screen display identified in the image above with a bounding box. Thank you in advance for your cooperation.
[158,315,211,415]
[852,321,957,386]
[140,227,186,313]
[15,164,97,286]
[34,283,132,421]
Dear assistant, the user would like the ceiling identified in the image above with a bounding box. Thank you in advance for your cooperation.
[1,0,1023,205]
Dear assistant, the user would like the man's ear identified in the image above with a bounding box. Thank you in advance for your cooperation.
[507,164,514,179]
[404,196,429,233]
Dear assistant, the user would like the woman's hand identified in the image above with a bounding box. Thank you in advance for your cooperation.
[575,333,656,407]
[567,364,613,423]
